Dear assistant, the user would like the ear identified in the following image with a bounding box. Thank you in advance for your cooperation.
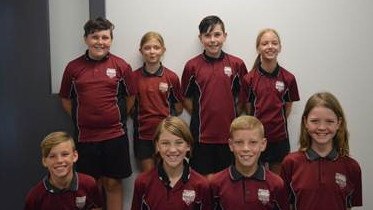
[228,138,234,152]
[73,150,78,163]
[260,138,267,152]
[42,158,47,168]
[198,34,202,42]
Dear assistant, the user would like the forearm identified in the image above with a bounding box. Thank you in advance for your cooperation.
[60,97,72,116]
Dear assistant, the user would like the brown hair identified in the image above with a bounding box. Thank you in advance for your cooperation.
[299,92,349,156]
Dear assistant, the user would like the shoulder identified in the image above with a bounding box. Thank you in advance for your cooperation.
[163,67,179,78]
[282,151,305,166]
[224,53,245,63]
[25,181,45,207]
[77,173,97,186]
[189,169,209,187]
[265,170,285,186]
[185,54,204,66]
[135,169,157,186]
[341,156,362,172]
[210,168,229,184]
[279,66,296,78]
[108,54,131,68]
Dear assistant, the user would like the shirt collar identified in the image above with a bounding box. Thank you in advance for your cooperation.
[157,159,190,188]
[229,164,265,181]
[84,50,110,61]
[305,148,339,161]
[202,50,225,62]
[43,171,78,194]
[141,63,164,77]
[258,63,280,77]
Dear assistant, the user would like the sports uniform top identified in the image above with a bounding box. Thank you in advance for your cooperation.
[241,64,299,142]
[211,165,289,210]
[132,65,183,141]
[59,51,136,142]
[131,160,211,210]
[25,172,102,210]
[280,149,362,210]
[181,51,247,144]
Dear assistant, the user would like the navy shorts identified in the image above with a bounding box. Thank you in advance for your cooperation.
[190,142,233,175]
[260,139,290,164]
[76,135,132,179]
[133,139,155,160]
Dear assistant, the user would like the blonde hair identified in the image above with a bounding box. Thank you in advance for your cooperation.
[252,28,281,70]
[153,117,193,161]
[41,131,75,158]
[140,31,165,49]
[230,115,264,138]
[299,92,349,156]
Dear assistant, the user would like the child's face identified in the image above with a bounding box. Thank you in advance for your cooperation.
[257,31,281,63]
[229,129,266,173]
[304,105,341,150]
[42,141,78,181]
[199,24,227,58]
[84,29,112,60]
[140,38,165,67]
[156,130,190,171]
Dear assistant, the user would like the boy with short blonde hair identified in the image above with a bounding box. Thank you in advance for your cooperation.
[25,131,102,210]
[210,116,289,210]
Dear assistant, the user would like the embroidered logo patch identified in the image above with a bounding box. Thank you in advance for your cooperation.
[106,68,116,78]
[159,82,169,93]
[257,188,270,205]
[224,66,232,77]
[275,80,285,92]
[335,172,347,189]
[182,189,196,205]
[75,196,86,209]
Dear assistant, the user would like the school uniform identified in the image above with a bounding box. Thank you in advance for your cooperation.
[132,65,183,142]
[131,161,211,210]
[211,165,289,210]
[280,149,362,210]
[25,172,102,210]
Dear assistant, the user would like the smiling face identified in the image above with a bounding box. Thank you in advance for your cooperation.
[42,141,78,183]
[257,30,281,63]
[304,105,341,151]
[156,130,190,171]
[84,29,112,60]
[199,24,227,58]
[229,128,266,176]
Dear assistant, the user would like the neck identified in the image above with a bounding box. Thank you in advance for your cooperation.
[260,59,277,73]
[145,63,161,74]
[235,161,258,177]
[311,143,333,157]
[163,163,183,187]
[49,173,73,190]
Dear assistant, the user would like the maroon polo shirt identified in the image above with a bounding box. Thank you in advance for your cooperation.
[131,161,211,210]
[280,149,362,210]
[59,51,136,142]
[211,165,289,210]
[241,64,299,143]
[25,172,103,210]
[132,65,183,141]
[181,51,248,144]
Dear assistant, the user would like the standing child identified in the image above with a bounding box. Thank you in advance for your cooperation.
[132,31,183,172]
[25,131,102,210]
[280,92,362,210]
[181,15,248,177]
[59,17,136,210]
[131,116,211,210]
[210,116,289,210]
[240,28,299,174]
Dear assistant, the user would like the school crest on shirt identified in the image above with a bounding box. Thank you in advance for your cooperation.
[257,188,270,205]
[275,80,285,92]
[159,82,169,93]
[224,66,232,77]
[75,196,86,209]
[335,172,347,189]
[182,189,196,205]
[106,68,116,78]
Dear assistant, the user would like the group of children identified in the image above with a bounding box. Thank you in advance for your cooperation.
[24,15,362,210]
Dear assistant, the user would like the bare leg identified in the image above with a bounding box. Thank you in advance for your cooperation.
[140,158,155,173]
[102,177,123,210]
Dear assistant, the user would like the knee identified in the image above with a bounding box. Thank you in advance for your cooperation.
[103,178,122,192]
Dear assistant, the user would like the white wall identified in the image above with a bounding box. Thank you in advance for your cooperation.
[106,0,373,209]
[49,0,89,94]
